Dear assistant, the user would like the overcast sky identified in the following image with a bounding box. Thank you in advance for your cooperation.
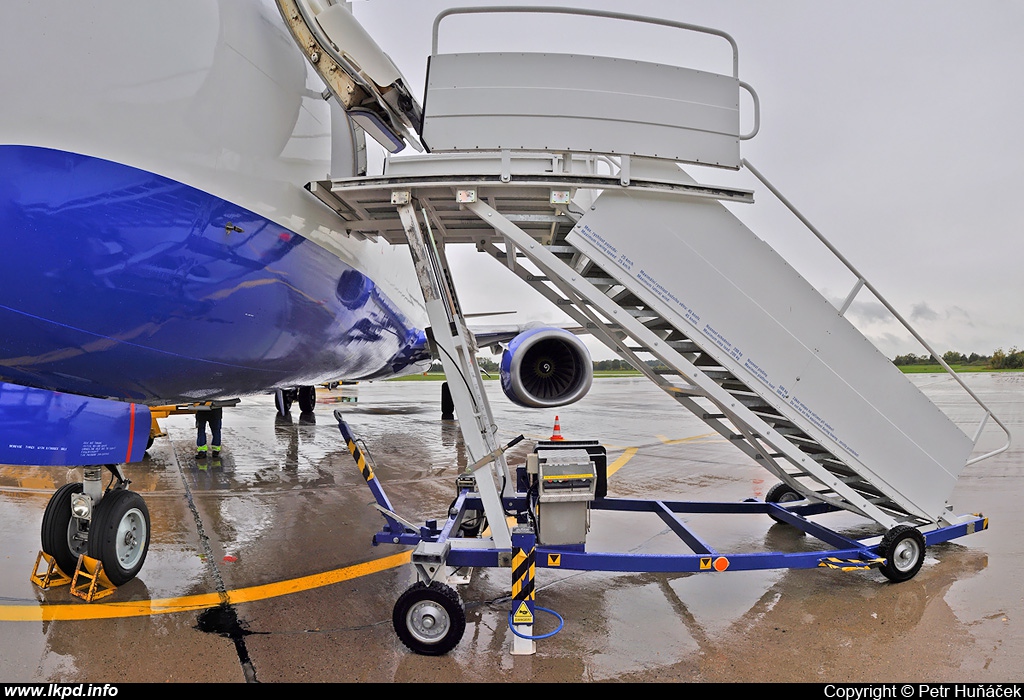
[351,0,1023,361]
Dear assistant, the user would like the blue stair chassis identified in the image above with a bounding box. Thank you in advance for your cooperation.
[338,415,987,576]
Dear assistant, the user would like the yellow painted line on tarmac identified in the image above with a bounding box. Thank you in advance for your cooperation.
[606,432,722,477]
[655,432,720,446]
[606,447,638,478]
[0,550,411,622]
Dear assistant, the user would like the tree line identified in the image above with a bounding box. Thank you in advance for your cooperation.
[432,349,1024,375]
[893,347,1024,369]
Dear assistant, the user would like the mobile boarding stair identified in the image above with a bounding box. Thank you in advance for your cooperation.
[287,5,1010,655]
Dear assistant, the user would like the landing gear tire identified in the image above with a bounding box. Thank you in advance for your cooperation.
[275,388,294,416]
[297,385,316,413]
[393,581,466,656]
[765,482,803,524]
[440,382,454,420]
[41,483,88,577]
[877,525,926,583]
[87,489,150,586]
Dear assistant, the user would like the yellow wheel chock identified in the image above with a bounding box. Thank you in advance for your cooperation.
[30,551,73,589]
[70,554,117,602]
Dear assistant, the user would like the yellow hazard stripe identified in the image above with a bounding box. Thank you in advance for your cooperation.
[511,547,535,601]
[346,439,374,482]
[818,557,883,571]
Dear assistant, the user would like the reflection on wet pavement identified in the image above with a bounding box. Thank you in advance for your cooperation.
[0,376,1021,682]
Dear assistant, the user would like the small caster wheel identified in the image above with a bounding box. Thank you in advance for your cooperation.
[765,481,803,524]
[393,581,466,655]
[877,525,925,582]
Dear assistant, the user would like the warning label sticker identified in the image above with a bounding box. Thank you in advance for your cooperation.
[513,601,533,625]
[548,553,561,567]
[700,557,712,570]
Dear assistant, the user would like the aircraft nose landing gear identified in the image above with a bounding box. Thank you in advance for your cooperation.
[35,464,151,593]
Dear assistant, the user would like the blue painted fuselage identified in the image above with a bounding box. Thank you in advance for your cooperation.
[0,1,431,409]
[0,145,428,403]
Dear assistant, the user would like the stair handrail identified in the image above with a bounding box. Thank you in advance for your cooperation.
[742,158,1011,465]
[432,6,739,77]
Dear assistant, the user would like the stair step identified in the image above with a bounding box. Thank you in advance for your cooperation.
[702,370,737,381]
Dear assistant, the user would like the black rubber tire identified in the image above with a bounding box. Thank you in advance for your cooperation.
[41,483,88,577]
[393,581,466,656]
[297,385,316,413]
[456,511,485,539]
[440,382,455,420]
[275,388,294,416]
[877,525,926,583]
[765,482,803,524]
[87,490,150,586]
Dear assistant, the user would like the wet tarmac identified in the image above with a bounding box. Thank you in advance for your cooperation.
[0,374,1021,683]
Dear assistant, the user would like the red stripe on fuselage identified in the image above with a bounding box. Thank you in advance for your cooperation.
[126,403,136,462]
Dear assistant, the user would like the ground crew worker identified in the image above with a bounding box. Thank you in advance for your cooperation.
[196,406,224,459]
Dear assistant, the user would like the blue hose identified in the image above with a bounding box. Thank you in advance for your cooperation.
[507,606,565,640]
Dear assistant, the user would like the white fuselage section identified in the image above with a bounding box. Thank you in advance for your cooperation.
[0,0,424,325]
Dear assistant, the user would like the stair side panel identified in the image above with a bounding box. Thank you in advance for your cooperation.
[423,52,741,167]
[566,189,973,520]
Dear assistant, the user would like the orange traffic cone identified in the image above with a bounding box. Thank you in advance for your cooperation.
[549,415,565,441]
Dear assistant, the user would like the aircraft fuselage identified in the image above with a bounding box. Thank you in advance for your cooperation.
[0,0,429,403]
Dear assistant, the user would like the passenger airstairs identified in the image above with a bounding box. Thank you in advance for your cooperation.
[304,6,1009,533]
[286,3,1008,654]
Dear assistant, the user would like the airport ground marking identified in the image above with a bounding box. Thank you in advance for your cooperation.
[655,432,721,446]
[605,432,719,477]
[0,550,411,622]
[606,447,637,478]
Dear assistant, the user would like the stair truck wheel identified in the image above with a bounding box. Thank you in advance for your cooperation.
[765,481,803,524]
[41,483,88,577]
[87,489,151,586]
[877,524,926,582]
[393,581,466,655]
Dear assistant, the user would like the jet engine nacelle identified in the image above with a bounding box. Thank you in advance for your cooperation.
[499,328,592,408]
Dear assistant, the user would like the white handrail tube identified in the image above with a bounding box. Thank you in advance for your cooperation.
[742,158,1011,465]
[432,6,740,77]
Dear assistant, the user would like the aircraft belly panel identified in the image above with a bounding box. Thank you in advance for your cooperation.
[0,382,150,466]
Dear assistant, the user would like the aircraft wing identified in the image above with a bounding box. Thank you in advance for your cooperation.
[470,323,587,353]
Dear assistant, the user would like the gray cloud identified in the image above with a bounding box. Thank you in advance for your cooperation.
[911,303,939,322]
[946,306,974,327]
